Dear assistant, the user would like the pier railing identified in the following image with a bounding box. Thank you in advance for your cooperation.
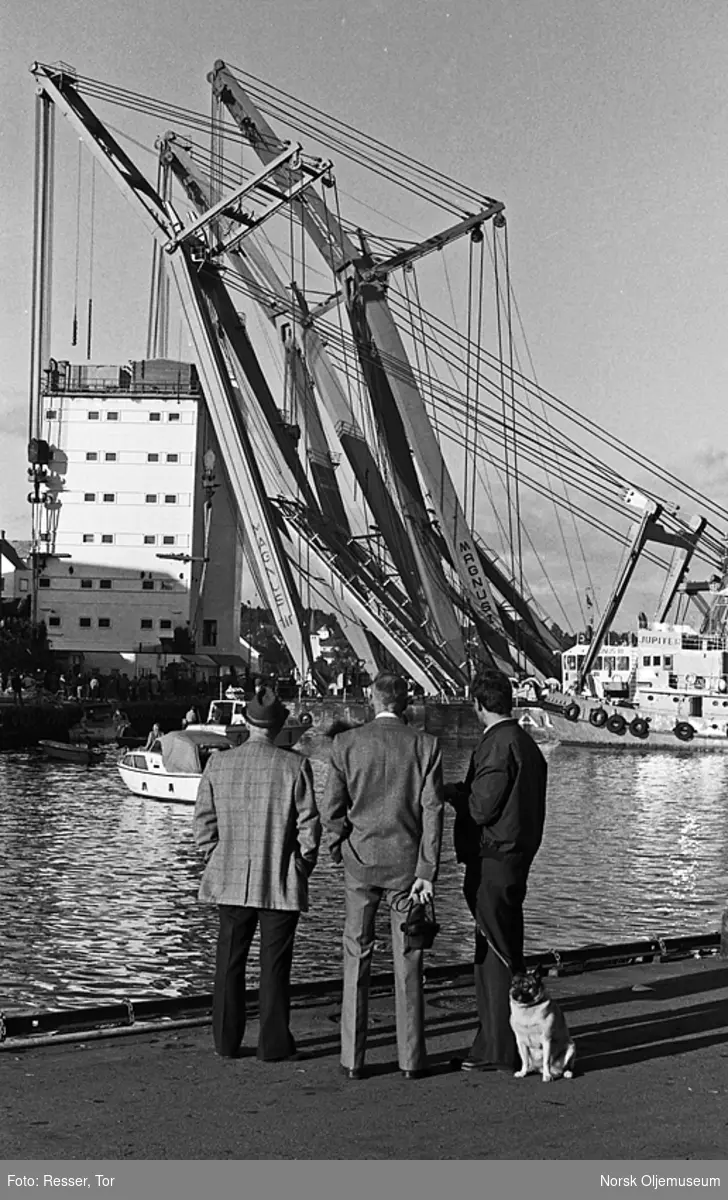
[1,931,720,1050]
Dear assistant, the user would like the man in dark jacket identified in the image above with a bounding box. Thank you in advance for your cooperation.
[446,669,547,1071]
[323,672,444,1080]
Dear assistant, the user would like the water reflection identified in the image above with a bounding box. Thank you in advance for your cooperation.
[1,741,727,1013]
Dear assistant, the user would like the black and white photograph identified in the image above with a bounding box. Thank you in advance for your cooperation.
[1,1,728,1194]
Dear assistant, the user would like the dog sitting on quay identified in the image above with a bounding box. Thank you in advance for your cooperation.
[509,968,576,1082]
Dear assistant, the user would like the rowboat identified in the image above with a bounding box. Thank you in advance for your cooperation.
[38,740,105,765]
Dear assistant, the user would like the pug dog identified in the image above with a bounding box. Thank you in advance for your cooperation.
[509,969,576,1082]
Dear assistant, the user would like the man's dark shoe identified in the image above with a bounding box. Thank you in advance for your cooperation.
[454,1056,514,1072]
[400,1067,430,1080]
[339,1064,365,1080]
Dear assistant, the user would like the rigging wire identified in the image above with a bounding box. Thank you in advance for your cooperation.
[52,67,728,640]
[86,158,96,361]
[71,140,83,346]
[502,222,524,615]
[224,63,487,207]
[62,71,728,527]
[72,71,728,527]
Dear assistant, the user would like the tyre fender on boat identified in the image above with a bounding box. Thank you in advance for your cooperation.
[589,707,608,728]
[629,716,650,739]
[297,711,313,729]
[606,712,627,735]
[674,721,695,742]
[564,702,581,722]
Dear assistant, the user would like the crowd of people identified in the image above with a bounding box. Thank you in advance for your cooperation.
[192,667,547,1078]
[0,665,254,706]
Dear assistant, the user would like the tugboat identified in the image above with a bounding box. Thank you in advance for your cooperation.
[542,491,728,751]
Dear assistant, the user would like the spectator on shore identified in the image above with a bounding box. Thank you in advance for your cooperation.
[322,671,444,1080]
[10,670,23,706]
[445,669,547,1073]
[182,706,199,728]
[194,686,320,1061]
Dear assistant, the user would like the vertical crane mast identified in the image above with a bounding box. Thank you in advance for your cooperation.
[28,62,319,684]
[28,84,56,626]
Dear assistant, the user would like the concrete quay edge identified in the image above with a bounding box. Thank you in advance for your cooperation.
[2,956,728,1161]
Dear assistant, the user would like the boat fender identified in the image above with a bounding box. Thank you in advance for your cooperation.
[589,707,608,728]
[606,713,626,735]
[564,702,580,722]
[693,676,705,690]
[298,711,314,729]
[629,717,650,739]
[674,721,694,742]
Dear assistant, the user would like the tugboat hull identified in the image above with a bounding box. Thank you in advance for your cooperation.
[544,695,728,751]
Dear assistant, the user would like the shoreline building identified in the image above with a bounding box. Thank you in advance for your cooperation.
[23,358,247,677]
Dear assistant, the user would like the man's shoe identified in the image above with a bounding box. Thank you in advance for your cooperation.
[454,1056,513,1073]
[339,1064,365,1080]
[400,1067,430,1080]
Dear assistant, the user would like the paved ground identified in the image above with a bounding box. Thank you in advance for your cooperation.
[2,957,728,1160]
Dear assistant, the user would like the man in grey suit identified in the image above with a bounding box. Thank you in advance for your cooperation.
[323,672,444,1080]
[194,686,320,1061]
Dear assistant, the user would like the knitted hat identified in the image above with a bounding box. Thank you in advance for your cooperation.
[244,686,289,729]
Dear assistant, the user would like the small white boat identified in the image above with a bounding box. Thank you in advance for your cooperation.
[185,688,308,749]
[117,729,233,804]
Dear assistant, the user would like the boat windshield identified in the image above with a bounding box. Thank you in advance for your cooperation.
[209,701,233,725]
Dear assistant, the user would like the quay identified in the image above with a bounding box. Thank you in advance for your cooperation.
[2,951,728,1160]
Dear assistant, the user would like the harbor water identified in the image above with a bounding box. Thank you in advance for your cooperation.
[2,741,728,1014]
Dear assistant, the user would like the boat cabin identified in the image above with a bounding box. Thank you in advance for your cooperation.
[633,623,728,721]
[561,642,638,700]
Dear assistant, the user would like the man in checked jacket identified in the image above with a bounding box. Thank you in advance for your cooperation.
[194,687,320,1061]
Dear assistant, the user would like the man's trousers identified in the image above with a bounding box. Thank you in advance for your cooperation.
[213,905,299,1060]
[463,855,529,1068]
[341,875,426,1073]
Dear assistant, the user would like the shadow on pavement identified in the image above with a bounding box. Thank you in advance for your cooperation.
[577,996,728,1072]
[559,964,728,1014]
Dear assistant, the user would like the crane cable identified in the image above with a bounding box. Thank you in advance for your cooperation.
[85,159,96,361]
[71,140,83,347]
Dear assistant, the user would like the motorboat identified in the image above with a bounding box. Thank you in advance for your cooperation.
[185,688,308,749]
[117,728,233,804]
[38,739,105,765]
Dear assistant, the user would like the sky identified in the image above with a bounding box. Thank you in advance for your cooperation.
[2,0,728,629]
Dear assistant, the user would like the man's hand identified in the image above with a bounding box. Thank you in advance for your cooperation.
[329,845,343,866]
[408,877,434,904]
